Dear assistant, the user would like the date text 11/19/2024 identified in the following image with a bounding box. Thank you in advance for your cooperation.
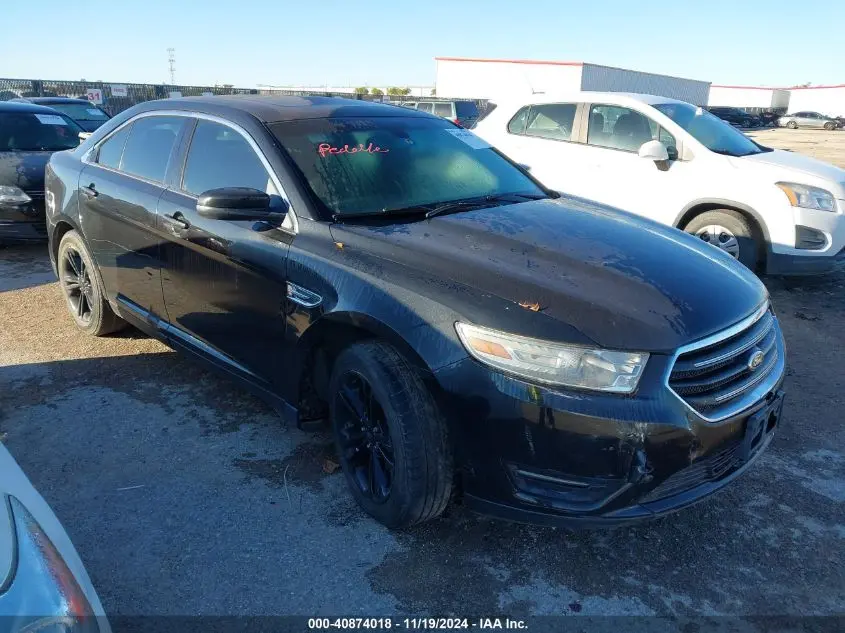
[308,618,528,630]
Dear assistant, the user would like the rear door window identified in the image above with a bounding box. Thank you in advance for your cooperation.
[524,103,577,141]
[119,116,184,183]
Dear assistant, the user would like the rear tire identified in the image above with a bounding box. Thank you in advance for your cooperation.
[57,230,125,336]
[787,120,798,129]
[329,341,453,528]
[684,209,761,271]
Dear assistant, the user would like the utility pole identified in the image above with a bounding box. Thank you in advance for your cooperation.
[167,48,176,85]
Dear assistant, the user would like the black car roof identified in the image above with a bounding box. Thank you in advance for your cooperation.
[138,95,432,123]
[0,100,71,114]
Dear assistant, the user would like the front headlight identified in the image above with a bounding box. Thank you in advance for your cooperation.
[0,185,32,205]
[776,182,836,212]
[455,322,648,393]
[2,496,99,632]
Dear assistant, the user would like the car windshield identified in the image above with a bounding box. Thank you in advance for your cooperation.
[269,116,546,217]
[654,102,769,157]
[0,111,83,151]
[46,103,110,122]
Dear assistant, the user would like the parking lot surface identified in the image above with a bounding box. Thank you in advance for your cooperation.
[1,129,844,619]
[749,128,845,169]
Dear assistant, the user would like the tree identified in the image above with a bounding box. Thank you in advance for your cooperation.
[370,87,384,96]
[353,87,369,95]
[387,86,412,96]
[430,88,436,96]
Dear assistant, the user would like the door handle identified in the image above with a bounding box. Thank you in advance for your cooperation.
[163,212,191,231]
[80,183,98,198]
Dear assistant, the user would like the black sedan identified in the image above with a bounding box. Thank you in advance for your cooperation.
[706,106,757,128]
[1,101,82,243]
[14,97,111,132]
[45,96,786,528]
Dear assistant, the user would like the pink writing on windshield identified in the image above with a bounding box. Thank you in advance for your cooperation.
[318,143,389,158]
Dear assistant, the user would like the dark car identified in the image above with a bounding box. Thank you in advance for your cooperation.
[706,106,757,128]
[1,101,82,243]
[400,100,480,127]
[13,97,111,132]
[45,96,785,528]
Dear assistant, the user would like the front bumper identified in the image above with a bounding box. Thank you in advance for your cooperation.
[766,205,845,276]
[0,200,47,243]
[434,329,785,528]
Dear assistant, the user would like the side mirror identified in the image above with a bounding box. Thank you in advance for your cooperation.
[638,140,669,162]
[196,187,273,220]
[78,131,92,142]
[517,163,532,172]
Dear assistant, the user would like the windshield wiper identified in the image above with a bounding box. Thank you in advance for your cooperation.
[332,193,547,222]
[424,193,545,219]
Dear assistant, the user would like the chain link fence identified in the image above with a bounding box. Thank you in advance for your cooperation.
[0,78,479,117]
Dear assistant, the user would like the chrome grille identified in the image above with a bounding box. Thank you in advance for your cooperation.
[668,305,783,421]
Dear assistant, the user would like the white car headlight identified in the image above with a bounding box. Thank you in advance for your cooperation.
[776,182,836,212]
[455,322,648,393]
[0,185,32,205]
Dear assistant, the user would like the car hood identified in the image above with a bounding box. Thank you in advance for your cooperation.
[330,198,766,353]
[0,150,51,192]
[733,148,845,185]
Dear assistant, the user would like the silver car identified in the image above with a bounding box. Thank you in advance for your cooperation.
[0,443,110,632]
[778,111,840,130]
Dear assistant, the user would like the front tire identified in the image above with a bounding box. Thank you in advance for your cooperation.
[685,209,761,271]
[787,120,798,129]
[329,341,453,528]
[824,122,836,131]
[57,230,125,336]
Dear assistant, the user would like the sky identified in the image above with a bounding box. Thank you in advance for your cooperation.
[2,0,843,89]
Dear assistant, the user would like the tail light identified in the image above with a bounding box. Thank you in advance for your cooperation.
[452,118,463,127]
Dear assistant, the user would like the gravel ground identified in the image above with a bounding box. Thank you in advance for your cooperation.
[1,131,844,620]
[2,245,844,620]
[749,128,845,169]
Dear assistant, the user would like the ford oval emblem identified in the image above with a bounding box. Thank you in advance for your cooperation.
[747,349,765,371]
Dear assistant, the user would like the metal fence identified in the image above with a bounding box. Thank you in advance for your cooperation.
[0,78,459,117]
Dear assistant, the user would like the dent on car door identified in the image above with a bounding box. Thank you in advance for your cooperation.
[78,115,187,321]
[158,117,295,389]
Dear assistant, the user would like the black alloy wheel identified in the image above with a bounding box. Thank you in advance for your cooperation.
[334,371,394,503]
[60,245,95,324]
[328,341,453,528]
[57,230,125,336]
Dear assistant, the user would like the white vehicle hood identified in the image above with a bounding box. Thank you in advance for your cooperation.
[732,149,845,186]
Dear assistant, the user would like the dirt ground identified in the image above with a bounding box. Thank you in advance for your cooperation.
[749,127,845,168]
[1,132,844,622]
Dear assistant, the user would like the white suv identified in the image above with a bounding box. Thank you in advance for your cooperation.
[474,92,845,274]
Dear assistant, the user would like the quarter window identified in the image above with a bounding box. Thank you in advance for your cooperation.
[523,103,576,141]
[588,105,654,152]
[182,120,278,197]
[416,102,434,114]
[119,116,184,182]
[96,124,131,169]
[507,107,530,134]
